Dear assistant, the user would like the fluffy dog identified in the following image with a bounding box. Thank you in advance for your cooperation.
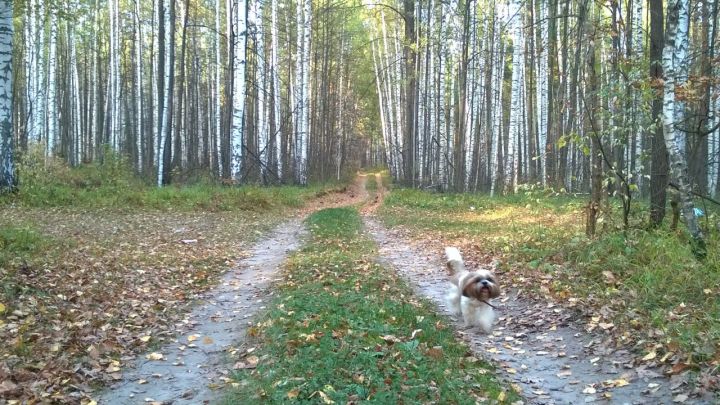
[445,247,500,333]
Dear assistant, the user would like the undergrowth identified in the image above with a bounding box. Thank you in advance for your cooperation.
[0,149,331,211]
[223,207,517,403]
[379,189,720,365]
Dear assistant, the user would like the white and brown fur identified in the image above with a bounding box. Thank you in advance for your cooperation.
[445,247,500,333]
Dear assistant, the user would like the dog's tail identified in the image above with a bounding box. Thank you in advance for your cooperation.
[445,247,466,274]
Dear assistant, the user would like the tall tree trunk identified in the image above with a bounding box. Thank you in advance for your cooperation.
[662,0,705,253]
[231,0,248,181]
[134,0,144,172]
[506,0,524,194]
[0,0,14,193]
[586,6,602,237]
[648,0,668,226]
[271,0,281,179]
[173,0,191,173]
[215,0,223,177]
[454,0,471,192]
[46,8,58,158]
[403,0,416,186]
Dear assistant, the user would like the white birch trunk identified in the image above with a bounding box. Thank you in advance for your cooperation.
[490,11,504,196]
[632,0,644,189]
[271,0,281,178]
[152,0,160,169]
[292,0,311,184]
[252,0,268,176]
[34,0,45,146]
[215,0,223,176]
[90,0,100,160]
[536,0,549,187]
[69,7,82,165]
[158,0,172,186]
[0,0,13,192]
[232,0,248,180]
[46,8,58,158]
[108,0,120,149]
[662,0,704,243]
[336,38,345,181]
[505,0,524,194]
[377,21,398,177]
[24,0,36,142]
[709,6,719,197]
[299,0,311,184]
[371,35,391,174]
[293,0,303,181]
[135,0,144,171]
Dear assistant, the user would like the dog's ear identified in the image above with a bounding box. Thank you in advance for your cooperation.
[445,247,466,274]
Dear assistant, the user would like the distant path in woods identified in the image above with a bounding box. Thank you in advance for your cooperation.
[98,180,369,404]
[361,175,701,405]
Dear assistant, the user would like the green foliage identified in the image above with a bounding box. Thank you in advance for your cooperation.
[379,189,720,363]
[1,147,328,211]
[0,226,46,268]
[224,207,516,404]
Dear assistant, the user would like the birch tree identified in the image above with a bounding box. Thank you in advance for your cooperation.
[231,0,248,181]
[271,0,282,179]
[135,0,144,172]
[0,0,13,193]
[505,0,524,194]
[215,0,223,176]
[46,7,58,158]
[662,0,705,251]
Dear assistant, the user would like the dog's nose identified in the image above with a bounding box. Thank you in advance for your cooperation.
[481,280,490,286]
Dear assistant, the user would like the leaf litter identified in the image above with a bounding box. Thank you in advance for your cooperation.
[362,178,715,404]
[0,184,368,404]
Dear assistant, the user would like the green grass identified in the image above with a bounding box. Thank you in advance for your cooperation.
[0,150,334,211]
[0,226,48,268]
[378,189,720,365]
[223,207,517,404]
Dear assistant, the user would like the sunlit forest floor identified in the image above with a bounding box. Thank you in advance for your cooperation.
[376,173,720,398]
[222,205,518,404]
[2,163,719,402]
[0,160,338,402]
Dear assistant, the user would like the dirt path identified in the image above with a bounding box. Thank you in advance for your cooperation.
[361,176,700,405]
[97,219,306,404]
[98,182,369,404]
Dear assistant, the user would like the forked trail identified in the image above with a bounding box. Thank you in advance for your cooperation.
[100,174,697,404]
[361,174,696,405]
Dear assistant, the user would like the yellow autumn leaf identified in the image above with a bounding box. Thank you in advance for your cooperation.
[318,391,335,404]
[642,350,657,361]
[0,303,5,314]
[203,336,214,345]
[497,391,506,401]
[287,389,300,399]
[246,355,259,366]
[145,352,164,361]
[188,334,200,342]
[614,379,630,387]
[140,335,151,343]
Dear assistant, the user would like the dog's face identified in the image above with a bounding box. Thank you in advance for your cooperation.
[461,269,500,301]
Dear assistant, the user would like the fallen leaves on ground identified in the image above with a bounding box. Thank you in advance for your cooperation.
[375,201,720,401]
[0,207,281,403]
[0,185,366,404]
